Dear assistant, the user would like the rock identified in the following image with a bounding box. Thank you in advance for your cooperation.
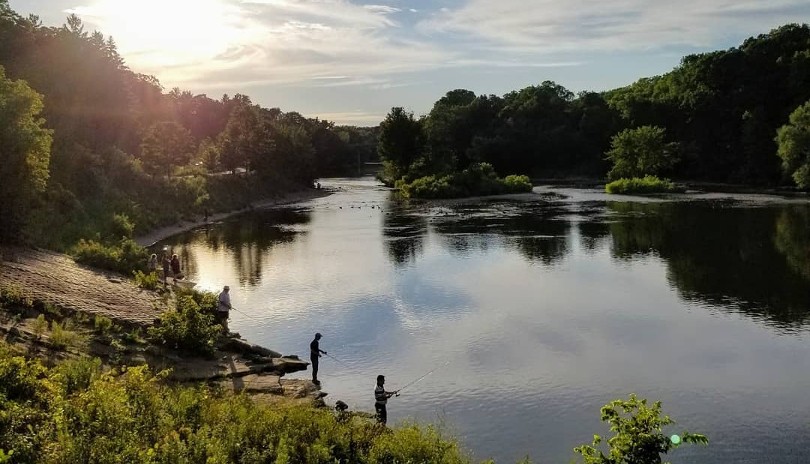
[232,374,283,394]
[272,357,309,374]
[221,338,282,358]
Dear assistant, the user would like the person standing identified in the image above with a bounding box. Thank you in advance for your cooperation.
[217,286,231,332]
[374,374,398,425]
[147,254,158,273]
[310,333,327,384]
[170,254,182,282]
[161,253,171,286]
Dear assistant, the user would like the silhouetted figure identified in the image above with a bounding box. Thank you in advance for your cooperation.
[204,208,209,223]
[161,253,171,286]
[374,374,398,425]
[170,254,181,282]
[310,332,327,384]
[147,254,158,273]
[217,286,231,331]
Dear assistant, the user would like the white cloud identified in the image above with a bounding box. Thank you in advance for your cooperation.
[68,0,449,89]
[421,0,810,52]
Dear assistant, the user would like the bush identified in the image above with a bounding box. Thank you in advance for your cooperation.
[32,314,48,339]
[94,315,113,335]
[133,270,160,290]
[0,284,31,308]
[148,295,221,356]
[574,394,707,464]
[605,176,682,194]
[399,163,533,199]
[49,320,85,349]
[72,238,148,275]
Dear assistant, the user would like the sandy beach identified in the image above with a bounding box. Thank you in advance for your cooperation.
[135,188,332,247]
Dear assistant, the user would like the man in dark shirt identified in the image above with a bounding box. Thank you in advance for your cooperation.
[374,374,398,425]
[310,333,327,384]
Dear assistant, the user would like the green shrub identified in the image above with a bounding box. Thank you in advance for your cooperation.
[72,238,148,275]
[109,213,135,240]
[94,315,113,335]
[49,320,85,349]
[502,174,533,193]
[605,176,681,194]
[399,163,532,199]
[133,270,160,290]
[52,357,102,395]
[32,314,48,339]
[148,295,221,356]
[0,284,31,308]
[574,394,707,464]
[368,423,467,464]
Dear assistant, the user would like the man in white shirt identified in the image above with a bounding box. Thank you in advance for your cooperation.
[217,285,231,331]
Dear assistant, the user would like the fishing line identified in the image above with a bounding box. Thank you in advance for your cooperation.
[395,359,452,394]
[324,352,353,369]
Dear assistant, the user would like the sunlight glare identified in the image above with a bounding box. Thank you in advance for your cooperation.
[70,0,252,67]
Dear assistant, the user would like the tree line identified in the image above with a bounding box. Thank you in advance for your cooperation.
[378,24,810,192]
[0,0,378,247]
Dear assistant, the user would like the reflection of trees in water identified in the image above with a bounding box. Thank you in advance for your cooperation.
[164,208,311,286]
[382,197,427,267]
[607,201,810,327]
[431,201,572,265]
[774,207,810,281]
[578,220,610,253]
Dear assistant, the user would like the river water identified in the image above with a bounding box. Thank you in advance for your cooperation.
[158,178,810,463]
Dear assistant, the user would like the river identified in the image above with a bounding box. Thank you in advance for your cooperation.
[157,178,810,463]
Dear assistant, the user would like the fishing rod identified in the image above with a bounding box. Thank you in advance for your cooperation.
[230,307,263,321]
[395,360,451,394]
[323,352,353,369]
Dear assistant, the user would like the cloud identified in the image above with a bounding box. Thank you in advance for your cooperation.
[421,0,810,52]
[68,0,450,89]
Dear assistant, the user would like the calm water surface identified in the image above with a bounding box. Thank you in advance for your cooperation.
[159,178,810,463]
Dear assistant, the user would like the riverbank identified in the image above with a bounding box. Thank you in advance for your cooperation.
[0,246,323,404]
[135,188,333,247]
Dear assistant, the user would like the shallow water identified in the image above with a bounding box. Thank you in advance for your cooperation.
[159,178,810,463]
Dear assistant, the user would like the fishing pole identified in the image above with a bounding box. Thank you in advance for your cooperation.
[395,359,452,394]
[230,307,263,321]
[324,352,353,369]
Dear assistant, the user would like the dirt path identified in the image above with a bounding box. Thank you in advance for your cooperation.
[1,247,163,326]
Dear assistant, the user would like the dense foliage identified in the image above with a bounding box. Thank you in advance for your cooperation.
[147,294,221,356]
[776,99,810,188]
[380,24,810,190]
[0,342,472,464]
[574,394,708,464]
[605,176,681,195]
[0,0,376,249]
[397,163,532,199]
[0,66,52,243]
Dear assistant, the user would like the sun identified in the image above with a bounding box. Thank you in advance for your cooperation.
[69,0,251,68]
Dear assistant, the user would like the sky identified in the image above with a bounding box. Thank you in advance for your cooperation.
[10,0,810,126]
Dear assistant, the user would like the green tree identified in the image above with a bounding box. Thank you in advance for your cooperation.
[377,107,424,183]
[574,394,708,464]
[0,66,52,243]
[606,126,679,180]
[140,121,192,178]
[776,99,810,188]
[219,95,261,174]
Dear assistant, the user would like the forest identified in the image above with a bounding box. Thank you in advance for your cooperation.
[378,24,810,196]
[0,0,377,248]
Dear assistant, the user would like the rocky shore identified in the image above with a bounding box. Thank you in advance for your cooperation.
[0,246,325,405]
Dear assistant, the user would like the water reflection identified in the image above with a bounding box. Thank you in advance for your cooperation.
[381,198,427,267]
[604,201,810,328]
[158,208,312,286]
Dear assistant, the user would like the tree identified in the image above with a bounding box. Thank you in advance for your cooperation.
[377,107,423,183]
[574,394,708,464]
[606,126,679,180]
[0,66,52,243]
[776,99,810,188]
[140,121,192,177]
[218,95,261,174]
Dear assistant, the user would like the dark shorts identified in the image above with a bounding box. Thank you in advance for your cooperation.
[375,403,387,424]
[215,311,229,323]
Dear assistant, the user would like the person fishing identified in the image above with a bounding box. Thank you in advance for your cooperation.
[310,333,327,384]
[216,286,231,331]
[374,374,398,425]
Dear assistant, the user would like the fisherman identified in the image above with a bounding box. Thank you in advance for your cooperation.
[310,333,327,384]
[216,286,231,332]
[161,252,171,286]
[147,253,158,273]
[374,374,398,425]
